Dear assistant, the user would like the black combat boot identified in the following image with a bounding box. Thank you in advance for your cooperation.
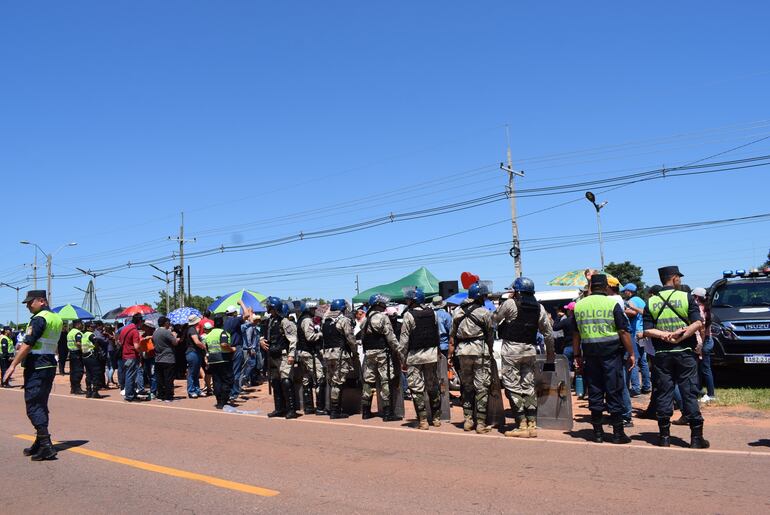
[267,379,286,418]
[315,383,328,416]
[23,427,43,457]
[329,398,349,419]
[610,414,631,444]
[91,388,106,399]
[361,401,374,419]
[382,404,403,422]
[30,430,57,461]
[85,385,93,398]
[282,379,300,419]
[71,386,85,395]
[302,386,316,415]
[689,422,710,449]
[658,418,671,447]
[591,411,604,443]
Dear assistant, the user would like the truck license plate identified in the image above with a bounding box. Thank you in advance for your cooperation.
[744,355,770,364]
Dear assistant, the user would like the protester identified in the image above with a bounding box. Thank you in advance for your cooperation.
[223,305,245,401]
[120,313,146,402]
[692,287,716,403]
[241,312,263,387]
[431,296,452,358]
[153,316,178,402]
[622,284,650,396]
[184,314,205,398]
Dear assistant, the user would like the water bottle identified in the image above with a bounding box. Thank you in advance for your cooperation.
[575,375,584,397]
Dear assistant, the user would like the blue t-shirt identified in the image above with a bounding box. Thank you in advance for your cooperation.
[435,309,452,351]
[627,296,645,334]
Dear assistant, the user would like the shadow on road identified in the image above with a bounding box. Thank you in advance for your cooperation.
[748,439,770,447]
[631,431,688,447]
[55,440,89,451]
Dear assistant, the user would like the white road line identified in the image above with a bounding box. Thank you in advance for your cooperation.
[2,387,769,458]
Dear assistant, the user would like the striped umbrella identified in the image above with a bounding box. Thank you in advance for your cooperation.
[52,304,95,321]
[168,307,202,325]
[547,269,619,288]
[208,290,266,314]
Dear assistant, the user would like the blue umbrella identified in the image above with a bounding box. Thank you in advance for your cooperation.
[208,290,266,314]
[168,307,202,325]
[444,292,496,311]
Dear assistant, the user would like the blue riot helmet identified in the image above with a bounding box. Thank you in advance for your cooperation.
[266,296,283,311]
[330,299,347,312]
[281,302,290,317]
[296,301,307,313]
[368,294,389,308]
[468,282,490,300]
[404,287,425,305]
[512,277,536,294]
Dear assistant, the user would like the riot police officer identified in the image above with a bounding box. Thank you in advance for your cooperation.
[0,326,15,385]
[66,319,85,395]
[398,288,442,430]
[494,277,555,438]
[259,297,300,419]
[296,301,327,415]
[2,290,63,461]
[360,294,402,422]
[573,274,635,444]
[204,316,235,409]
[321,299,358,419]
[448,282,496,434]
[643,265,708,448]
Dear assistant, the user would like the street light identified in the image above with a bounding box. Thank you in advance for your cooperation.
[0,282,29,326]
[584,192,608,269]
[20,241,78,306]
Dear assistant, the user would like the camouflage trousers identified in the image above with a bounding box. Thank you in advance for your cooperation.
[268,352,293,381]
[406,362,440,420]
[501,353,537,422]
[325,355,354,403]
[361,350,396,406]
[458,355,491,423]
[297,351,325,388]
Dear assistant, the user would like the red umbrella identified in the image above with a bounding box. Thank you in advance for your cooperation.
[118,304,156,318]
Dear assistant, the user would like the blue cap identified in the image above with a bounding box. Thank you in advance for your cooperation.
[622,283,637,293]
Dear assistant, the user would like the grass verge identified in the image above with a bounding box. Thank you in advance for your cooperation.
[712,388,770,410]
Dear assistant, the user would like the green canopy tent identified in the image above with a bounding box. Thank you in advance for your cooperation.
[352,267,442,304]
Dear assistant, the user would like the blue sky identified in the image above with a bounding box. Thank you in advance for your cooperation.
[2,1,770,322]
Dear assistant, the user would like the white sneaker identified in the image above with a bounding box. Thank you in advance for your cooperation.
[699,394,712,404]
[120,389,125,396]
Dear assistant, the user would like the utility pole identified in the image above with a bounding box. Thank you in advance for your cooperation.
[151,264,174,314]
[355,274,360,295]
[0,282,28,326]
[585,191,608,270]
[168,212,195,308]
[20,241,77,307]
[500,125,525,278]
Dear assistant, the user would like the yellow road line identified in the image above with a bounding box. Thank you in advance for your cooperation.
[13,434,279,497]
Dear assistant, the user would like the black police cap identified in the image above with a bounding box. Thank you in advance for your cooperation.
[21,290,47,303]
[658,265,684,282]
[590,274,608,288]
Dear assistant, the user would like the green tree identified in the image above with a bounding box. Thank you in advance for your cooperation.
[763,248,770,268]
[604,261,646,291]
[154,291,215,315]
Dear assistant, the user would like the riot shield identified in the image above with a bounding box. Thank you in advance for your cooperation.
[485,353,505,427]
[437,354,451,420]
[534,355,573,430]
[324,352,362,415]
[376,349,405,418]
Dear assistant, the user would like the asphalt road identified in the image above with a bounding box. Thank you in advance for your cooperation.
[1,380,769,514]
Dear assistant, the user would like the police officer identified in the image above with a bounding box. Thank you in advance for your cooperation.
[81,321,105,399]
[643,265,708,448]
[360,294,402,422]
[66,319,85,395]
[448,282,496,434]
[494,277,555,438]
[204,316,235,409]
[573,274,635,444]
[321,299,358,419]
[259,297,300,419]
[296,301,327,415]
[398,288,442,430]
[2,290,63,461]
[0,326,15,385]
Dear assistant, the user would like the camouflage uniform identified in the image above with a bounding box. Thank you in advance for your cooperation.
[494,297,554,434]
[297,314,326,414]
[320,311,357,411]
[451,299,495,431]
[398,305,441,428]
[267,317,297,381]
[360,310,399,412]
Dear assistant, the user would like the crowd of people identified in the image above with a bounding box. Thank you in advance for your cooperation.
[3,262,719,460]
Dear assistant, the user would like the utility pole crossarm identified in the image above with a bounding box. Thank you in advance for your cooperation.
[502,125,524,278]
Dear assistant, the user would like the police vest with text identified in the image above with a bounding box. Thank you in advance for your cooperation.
[30,310,63,356]
[574,295,622,355]
[407,307,439,351]
[497,297,540,344]
[648,289,692,352]
[66,328,82,352]
[81,331,95,353]
[204,328,228,364]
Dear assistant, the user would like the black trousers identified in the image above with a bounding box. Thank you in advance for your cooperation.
[24,366,55,430]
[584,352,624,415]
[209,361,234,406]
[69,350,83,389]
[58,341,69,374]
[83,353,102,389]
[155,362,176,401]
[653,350,703,423]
